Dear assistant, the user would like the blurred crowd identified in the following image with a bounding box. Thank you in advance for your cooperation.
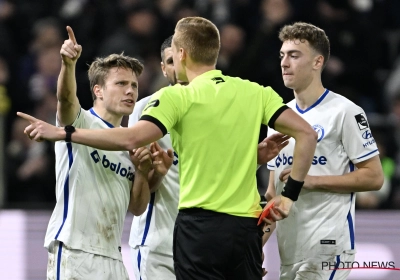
[1,0,400,209]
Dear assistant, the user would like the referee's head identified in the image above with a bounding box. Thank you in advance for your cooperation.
[173,17,220,67]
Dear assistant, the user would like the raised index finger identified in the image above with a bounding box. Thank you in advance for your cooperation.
[66,26,77,44]
[16,112,38,123]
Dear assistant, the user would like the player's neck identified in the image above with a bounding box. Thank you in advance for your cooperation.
[185,64,215,82]
[293,82,325,110]
[92,105,123,127]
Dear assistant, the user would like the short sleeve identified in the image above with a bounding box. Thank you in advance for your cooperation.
[128,95,151,127]
[261,86,286,126]
[341,106,379,164]
[140,85,185,135]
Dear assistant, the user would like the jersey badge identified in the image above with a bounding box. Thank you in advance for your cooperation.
[312,124,325,142]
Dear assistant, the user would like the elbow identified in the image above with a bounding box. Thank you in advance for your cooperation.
[371,173,384,191]
[129,204,147,216]
[308,126,318,143]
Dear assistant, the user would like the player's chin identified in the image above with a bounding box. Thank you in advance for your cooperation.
[120,106,135,116]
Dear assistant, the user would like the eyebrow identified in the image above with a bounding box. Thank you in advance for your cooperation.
[280,50,302,55]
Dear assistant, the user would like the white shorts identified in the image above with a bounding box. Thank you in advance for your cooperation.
[47,240,129,280]
[130,245,175,280]
[280,251,355,280]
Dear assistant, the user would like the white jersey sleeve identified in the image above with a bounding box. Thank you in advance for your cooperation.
[266,127,278,171]
[340,106,379,164]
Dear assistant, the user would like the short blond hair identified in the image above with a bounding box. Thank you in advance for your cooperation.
[174,17,220,65]
[88,53,144,101]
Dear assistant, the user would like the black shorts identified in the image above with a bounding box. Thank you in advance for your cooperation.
[173,208,264,280]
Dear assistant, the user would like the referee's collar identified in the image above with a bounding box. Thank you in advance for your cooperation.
[191,69,222,82]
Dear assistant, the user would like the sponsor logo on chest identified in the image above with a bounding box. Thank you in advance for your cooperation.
[90,150,134,181]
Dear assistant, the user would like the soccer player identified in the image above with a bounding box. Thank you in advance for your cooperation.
[128,35,179,280]
[42,26,152,279]
[264,22,384,280]
[18,17,318,279]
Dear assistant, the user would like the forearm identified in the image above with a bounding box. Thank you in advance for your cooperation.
[71,127,141,151]
[262,222,276,246]
[70,120,162,151]
[57,62,80,125]
[307,156,383,193]
[290,132,316,181]
[308,169,382,193]
[148,170,164,193]
[128,170,151,215]
[57,62,77,103]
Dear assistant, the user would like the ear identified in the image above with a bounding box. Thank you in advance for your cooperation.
[314,55,324,70]
[161,61,167,77]
[179,47,186,62]
[93,85,103,100]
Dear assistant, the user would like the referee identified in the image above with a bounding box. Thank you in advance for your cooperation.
[19,17,317,280]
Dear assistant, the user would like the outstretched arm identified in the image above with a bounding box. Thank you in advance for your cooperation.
[279,155,383,193]
[57,26,82,126]
[17,112,163,151]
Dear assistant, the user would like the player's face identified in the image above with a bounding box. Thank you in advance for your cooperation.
[171,34,189,83]
[97,67,138,117]
[280,40,318,91]
[161,47,178,85]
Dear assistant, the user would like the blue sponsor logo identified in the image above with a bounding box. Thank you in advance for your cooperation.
[90,150,133,181]
[363,139,376,148]
[312,124,325,142]
[362,130,372,139]
[275,153,327,167]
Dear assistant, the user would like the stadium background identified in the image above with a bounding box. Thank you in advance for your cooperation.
[0,0,399,279]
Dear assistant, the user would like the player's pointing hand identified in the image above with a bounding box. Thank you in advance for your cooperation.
[17,112,64,142]
[60,26,82,64]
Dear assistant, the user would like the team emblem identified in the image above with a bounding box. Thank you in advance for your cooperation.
[312,124,325,142]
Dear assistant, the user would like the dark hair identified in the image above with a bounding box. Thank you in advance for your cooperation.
[160,35,173,61]
[279,22,330,69]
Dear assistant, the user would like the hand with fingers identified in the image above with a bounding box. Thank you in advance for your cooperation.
[17,112,63,142]
[130,147,153,175]
[60,26,82,65]
[150,142,174,176]
[261,195,293,223]
[257,133,290,165]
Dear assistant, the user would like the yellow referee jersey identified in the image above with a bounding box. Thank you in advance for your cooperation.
[141,70,285,218]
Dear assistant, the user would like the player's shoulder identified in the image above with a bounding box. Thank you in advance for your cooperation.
[327,90,363,112]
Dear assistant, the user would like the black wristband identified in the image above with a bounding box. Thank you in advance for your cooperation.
[281,175,304,201]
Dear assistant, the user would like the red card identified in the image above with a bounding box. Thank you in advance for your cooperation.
[257,202,275,226]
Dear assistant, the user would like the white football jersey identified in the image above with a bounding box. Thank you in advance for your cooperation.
[45,108,133,261]
[128,95,180,255]
[267,89,379,265]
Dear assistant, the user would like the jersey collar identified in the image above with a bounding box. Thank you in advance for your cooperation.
[295,89,330,114]
[89,108,114,128]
